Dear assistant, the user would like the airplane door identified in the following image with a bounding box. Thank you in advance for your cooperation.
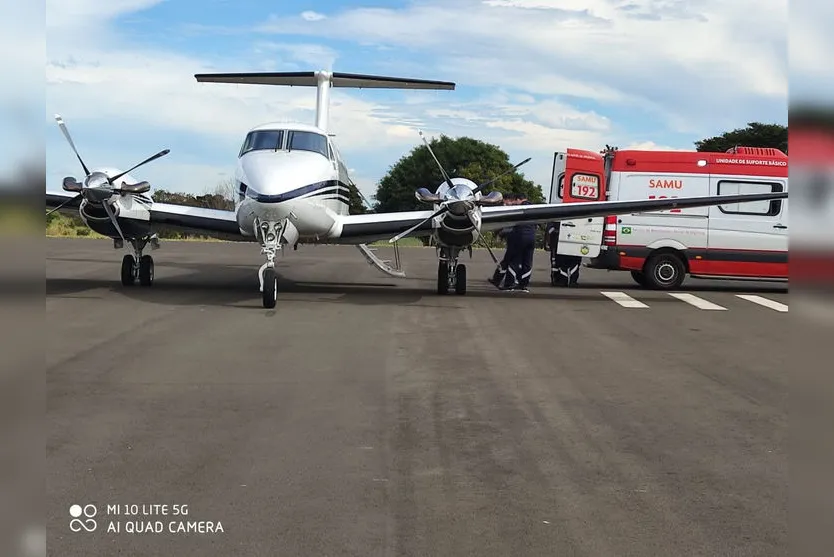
[551,149,605,258]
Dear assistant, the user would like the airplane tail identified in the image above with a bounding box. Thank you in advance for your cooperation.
[194,71,455,132]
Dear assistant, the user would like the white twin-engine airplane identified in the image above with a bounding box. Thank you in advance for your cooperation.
[46,69,789,309]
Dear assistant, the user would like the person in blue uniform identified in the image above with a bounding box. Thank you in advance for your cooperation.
[545,220,581,287]
[500,192,537,292]
[488,193,519,288]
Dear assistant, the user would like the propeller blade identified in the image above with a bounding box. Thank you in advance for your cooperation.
[389,205,448,243]
[101,200,126,243]
[54,115,91,176]
[472,157,531,195]
[477,234,500,265]
[109,149,171,184]
[418,130,456,192]
[46,193,82,216]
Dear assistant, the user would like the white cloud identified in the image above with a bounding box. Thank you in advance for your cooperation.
[621,141,688,151]
[257,0,787,132]
[300,11,327,22]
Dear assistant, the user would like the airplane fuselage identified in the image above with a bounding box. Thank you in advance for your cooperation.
[231,123,354,245]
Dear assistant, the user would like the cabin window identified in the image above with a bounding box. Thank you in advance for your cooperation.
[288,131,328,158]
[717,180,784,216]
[239,130,284,156]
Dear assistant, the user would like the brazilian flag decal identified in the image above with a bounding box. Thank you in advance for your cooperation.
[621,226,632,234]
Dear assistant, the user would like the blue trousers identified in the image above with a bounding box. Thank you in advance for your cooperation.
[507,237,535,288]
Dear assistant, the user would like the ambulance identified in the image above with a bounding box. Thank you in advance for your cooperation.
[548,145,789,289]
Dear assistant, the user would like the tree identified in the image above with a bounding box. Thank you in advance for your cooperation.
[694,122,788,154]
[373,135,544,214]
[346,182,369,215]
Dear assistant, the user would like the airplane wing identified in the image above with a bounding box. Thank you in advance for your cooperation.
[46,191,245,241]
[333,191,788,244]
[148,202,242,239]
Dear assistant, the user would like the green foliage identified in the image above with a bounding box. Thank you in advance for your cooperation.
[373,134,544,214]
[346,183,368,215]
[695,122,788,154]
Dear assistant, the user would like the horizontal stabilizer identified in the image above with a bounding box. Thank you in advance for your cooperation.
[194,71,455,90]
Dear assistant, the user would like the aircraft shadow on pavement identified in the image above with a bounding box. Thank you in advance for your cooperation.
[46,270,632,308]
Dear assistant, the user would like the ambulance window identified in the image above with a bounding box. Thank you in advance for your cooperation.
[557,174,564,199]
[717,180,783,216]
[570,173,600,200]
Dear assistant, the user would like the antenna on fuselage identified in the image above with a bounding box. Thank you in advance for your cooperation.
[194,70,456,132]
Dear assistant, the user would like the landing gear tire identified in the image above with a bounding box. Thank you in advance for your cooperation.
[631,270,648,288]
[121,255,135,286]
[437,261,449,295]
[262,267,277,309]
[454,263,467,295]
[644,252,686,290]
[139,255,154,287]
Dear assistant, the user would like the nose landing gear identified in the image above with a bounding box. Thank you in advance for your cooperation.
[436,247,467,295]
[256,218,285,309]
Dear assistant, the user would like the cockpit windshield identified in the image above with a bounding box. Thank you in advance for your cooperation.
[288,131,328,158]
[239,130,284,156]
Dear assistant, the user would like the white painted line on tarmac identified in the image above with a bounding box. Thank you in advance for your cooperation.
[668,293,727,310]
[736,294,788,312]
[601,291,649,308]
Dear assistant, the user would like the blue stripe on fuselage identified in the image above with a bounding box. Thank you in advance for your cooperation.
[246,179,350,204]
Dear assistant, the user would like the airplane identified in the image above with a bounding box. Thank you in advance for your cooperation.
[46,69,789,309]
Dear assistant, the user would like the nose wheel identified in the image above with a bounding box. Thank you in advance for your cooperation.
[262,267,277,309]
[436,259,467,295]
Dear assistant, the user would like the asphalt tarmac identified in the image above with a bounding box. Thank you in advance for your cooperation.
[47,238,788,556]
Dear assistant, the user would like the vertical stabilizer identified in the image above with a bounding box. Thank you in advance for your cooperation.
[314,71,332,131]
[195,70,455,132]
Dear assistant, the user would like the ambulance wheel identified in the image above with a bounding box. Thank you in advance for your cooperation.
[121,254,135,286]
[454,264,466,295]
[644,252,686,290]
[631,271,649,288]
[437,261,449,295]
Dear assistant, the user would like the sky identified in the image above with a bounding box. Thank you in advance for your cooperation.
[35,0,793,203]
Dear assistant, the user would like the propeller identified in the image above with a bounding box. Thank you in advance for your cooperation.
[47,115,170,238]
[387,131,530,243]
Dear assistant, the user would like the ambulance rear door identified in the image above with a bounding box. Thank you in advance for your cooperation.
[550,149,605,258]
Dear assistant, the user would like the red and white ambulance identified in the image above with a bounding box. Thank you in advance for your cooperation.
[548,145,789,289]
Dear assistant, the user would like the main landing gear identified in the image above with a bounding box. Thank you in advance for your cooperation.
[436,248,467,295]
[118,235,159,287]
[256,218,284,309]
